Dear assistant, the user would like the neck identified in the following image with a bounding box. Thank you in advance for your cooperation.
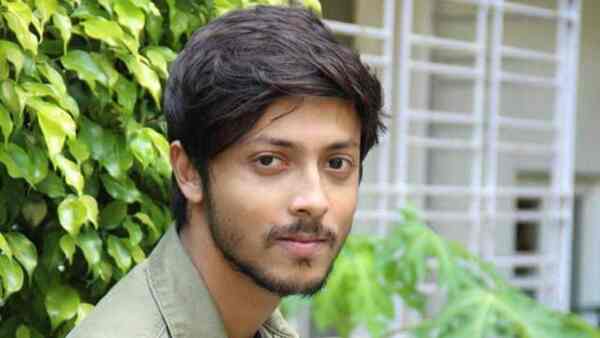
[181,213,280,338]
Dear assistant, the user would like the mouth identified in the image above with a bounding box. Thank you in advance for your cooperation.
[275,236,330,258]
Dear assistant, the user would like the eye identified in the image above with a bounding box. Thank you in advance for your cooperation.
[253,154,287,173]
[258,155,277,166]
[328,158,345,170]
[327,157,352,171]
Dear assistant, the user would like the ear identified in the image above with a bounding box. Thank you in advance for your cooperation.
[170,141,203,204]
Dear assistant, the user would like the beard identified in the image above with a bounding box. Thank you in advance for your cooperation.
[203,187,345,297]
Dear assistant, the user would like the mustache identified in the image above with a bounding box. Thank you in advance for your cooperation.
[266,220,337,244]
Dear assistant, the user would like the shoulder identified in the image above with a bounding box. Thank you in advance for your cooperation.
[67,260,169,338]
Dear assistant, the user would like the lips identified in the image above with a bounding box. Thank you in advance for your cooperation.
[276,236,329,258]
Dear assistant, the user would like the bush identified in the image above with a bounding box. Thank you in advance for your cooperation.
[287,207,600,338]
[0,0,320,337]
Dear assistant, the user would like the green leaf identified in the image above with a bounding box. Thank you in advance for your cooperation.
[0,59,8,80]
[100,136,133,179]
[16,325,31,338]
[107,235,132,272]
[101,174,141,203]
[57,195,86,236]
[0,80,25,127]
[21,198,47,227]
[61,50,108,90]
[90,53,120,90]
[128,243,145,264]
[3,3,39,55]
[29,145,49,185]
[52,13,72,54]
[67,138,90,164]
[45,285,80,330]
[0,143,32,182]
[0,233,13,257]
[54,154,84,195]
[37,170,66,198]
[76,303,94,325]
[76,230,102,267]
[114,0,145,38]
[123,219,143,246]
[143,46,177,79]
[121,55,161,106]
[301,0,322,14]
[38,62,66,94]
[99,200,128,230]
[0,103,13,143]
[0,40,24,78]
[0,255,24,298]
[59,234,76,265]
[134,212,160,243]
[114,76,137,114]
[91,259,113,282]
[80,195,99,228]
[145,127,170,173]
[81,17,125,48]
[129,128,155,169]
[27,97,76,157]
[79,118,110,160]
[5,232,37,280]
[145,13,163,45]
[35,0,58,27]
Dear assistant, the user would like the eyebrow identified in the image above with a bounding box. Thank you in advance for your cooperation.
[246,136,359,151]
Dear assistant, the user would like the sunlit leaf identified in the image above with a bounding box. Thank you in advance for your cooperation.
[0,233,13,258]
[59,234,76,265]
[3,3,39,55]
[76,230,102,268]
[120,54,161,106]
[123,218,143,246]
[5,232,38,280]
[58,195,86,236]
[107,235,132,272]
[143,46,176,79]
[0,40,24,78]
[76,303,94,325]
[0,103,13,144]
[38,62,66,94]
[0,143,32,182]
[45,285,80,330]
[52,13,72,54]
[90,53,120,90]
[27,97,76,157]
[0,255,24,298]
[35,0,59,27]
[80,195,99,228]
[16,325,31,338]
[54,154,84,195]
[114,0,145,38]
[61,50,108,90]
[0,80,25,127]
[101,174,141,203]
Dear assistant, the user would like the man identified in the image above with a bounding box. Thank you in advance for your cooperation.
[68,5,384,338]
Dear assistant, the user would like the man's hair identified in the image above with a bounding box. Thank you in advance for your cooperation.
[164,5,385,229]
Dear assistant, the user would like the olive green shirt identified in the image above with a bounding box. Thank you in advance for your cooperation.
[67,225,299,338]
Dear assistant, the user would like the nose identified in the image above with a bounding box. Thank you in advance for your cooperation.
[289,166,329,219]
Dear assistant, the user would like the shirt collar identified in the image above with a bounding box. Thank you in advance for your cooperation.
[147,225,299,338]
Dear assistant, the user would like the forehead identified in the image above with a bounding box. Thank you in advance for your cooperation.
[242,96,360,144]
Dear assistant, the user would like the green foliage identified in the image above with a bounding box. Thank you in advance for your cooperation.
[0,0,320,336]
[299,208,600,338]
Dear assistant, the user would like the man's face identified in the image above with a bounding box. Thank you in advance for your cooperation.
[204,96,361,297]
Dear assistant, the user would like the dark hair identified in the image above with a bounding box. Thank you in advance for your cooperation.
[164,5,385,229]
